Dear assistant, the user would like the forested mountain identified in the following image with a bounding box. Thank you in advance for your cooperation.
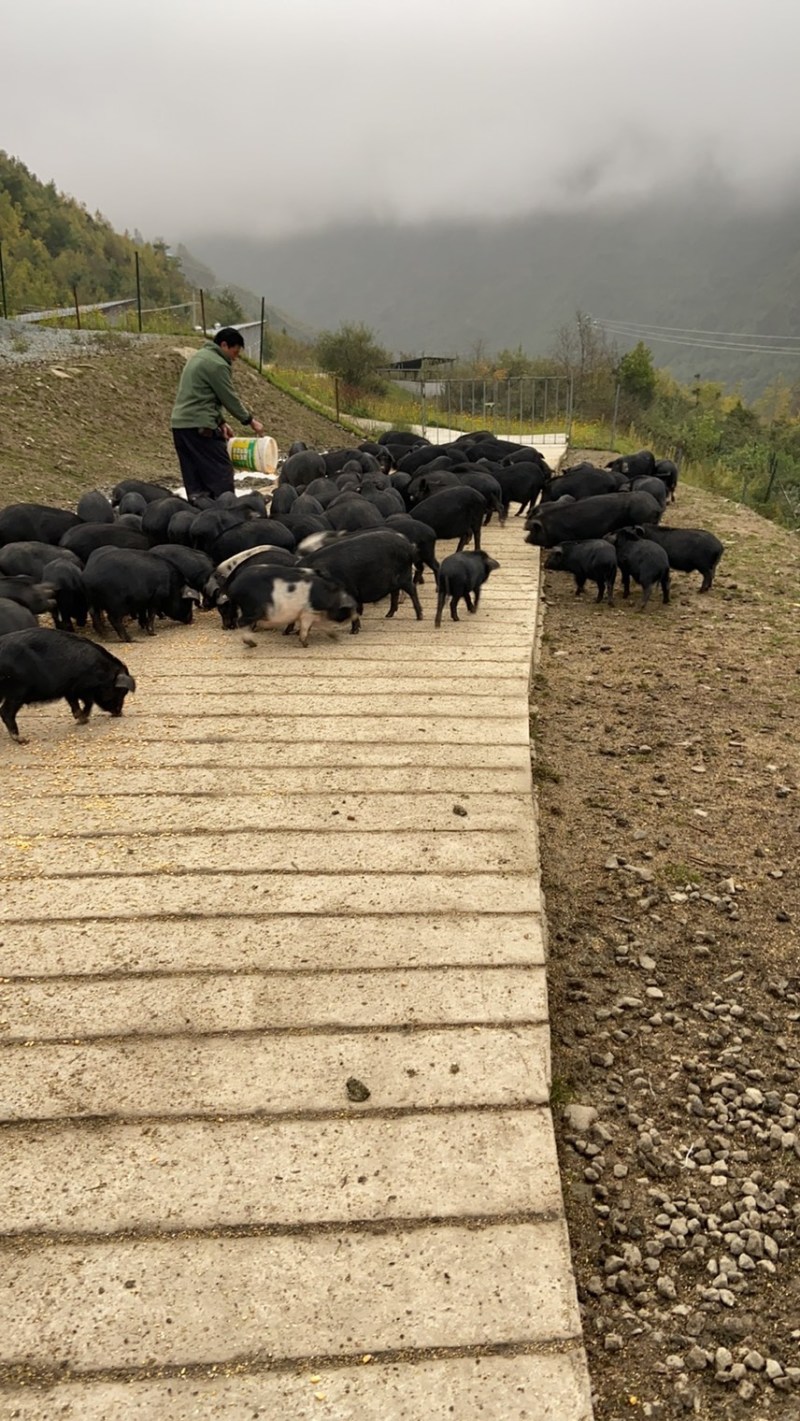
[188,184,800,395]
[0,152,309,336]
[0,152,191,314]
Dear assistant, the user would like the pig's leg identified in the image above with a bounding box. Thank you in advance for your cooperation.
[0,697,25,743]
[108,615,132,643]
[67,697,93,724]
[401,578,423,621]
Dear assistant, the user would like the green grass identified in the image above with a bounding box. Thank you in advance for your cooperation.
[258,367,364,437]
[269,366,574,437]
[550,1075,575,1109]
[662,862,702,886]
[532,759,562,786]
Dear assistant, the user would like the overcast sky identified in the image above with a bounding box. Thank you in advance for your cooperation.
[3,0,800,242]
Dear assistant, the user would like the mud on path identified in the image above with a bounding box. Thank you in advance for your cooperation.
[537,452,800,1417]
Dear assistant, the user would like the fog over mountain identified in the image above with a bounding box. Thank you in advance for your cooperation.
[3,0,800,240]
[4,0,800,391]
[187,176,800,393]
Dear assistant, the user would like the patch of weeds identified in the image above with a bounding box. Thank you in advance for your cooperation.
[10,334,30,354]
[550,1075,574,1109]
[532,759,562,786]
[662,861,702,886]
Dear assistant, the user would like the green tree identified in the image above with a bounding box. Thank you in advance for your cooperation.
[212,286,245,325]
[0,150,195,318]
[316,322,389,391]
[493,345,537,379]
[617,341,657,405]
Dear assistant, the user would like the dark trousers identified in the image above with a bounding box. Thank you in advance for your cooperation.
[172,428,236,499]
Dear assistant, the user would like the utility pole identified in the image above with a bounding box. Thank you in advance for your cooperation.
[135,252,143,333]
[0,241,8,319]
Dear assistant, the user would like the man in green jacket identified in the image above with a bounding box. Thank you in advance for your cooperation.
[170,328,265,498]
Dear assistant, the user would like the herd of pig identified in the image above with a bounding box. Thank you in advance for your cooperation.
[0,431,723,743]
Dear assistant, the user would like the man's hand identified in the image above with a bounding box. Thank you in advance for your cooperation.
[221,422,234,440]
[251,417,266,436]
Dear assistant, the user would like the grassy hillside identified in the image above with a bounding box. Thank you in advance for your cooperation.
[0,333,356,507]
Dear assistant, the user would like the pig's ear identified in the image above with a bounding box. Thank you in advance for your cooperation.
[115,673,136,691]
[633,525,645,537]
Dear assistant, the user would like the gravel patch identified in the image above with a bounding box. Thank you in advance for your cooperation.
[0,318,154,366]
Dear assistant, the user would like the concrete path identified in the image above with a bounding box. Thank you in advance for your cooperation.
[349,414,567,451]
[0,458,593,1419]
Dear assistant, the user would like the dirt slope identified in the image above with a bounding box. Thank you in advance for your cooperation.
[0,336,353,506]
[539,452,800,1418]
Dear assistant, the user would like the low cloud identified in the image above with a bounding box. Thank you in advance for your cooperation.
[3,0,800,239]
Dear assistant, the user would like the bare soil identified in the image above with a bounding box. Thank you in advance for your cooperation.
[539,452,800,1418]
[0,336,353,507]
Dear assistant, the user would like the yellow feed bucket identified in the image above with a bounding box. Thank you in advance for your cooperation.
[227,435,278,477]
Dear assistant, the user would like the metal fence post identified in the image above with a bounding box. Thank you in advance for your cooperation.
[73,286,81,330]
[610,382,621,448]
[0,242,8,319]
[334,377,340,424]
[259,296,266,373]
[135,252,143,332]
[567,376,575,443]
[199,289,207,336]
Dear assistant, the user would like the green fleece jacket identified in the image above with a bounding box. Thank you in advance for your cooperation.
[170,342,253,429]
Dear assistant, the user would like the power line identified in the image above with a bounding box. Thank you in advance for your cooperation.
[593,316,800,343]
[595,320,800,357]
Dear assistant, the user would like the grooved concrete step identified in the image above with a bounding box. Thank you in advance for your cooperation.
[0,871,541,922]
[111,672,530,694]
[2,736,532,765]
[0,790,532,836]
[1,827,534,879]
[120,640,533,660]
[0,1349,593,1421]
[0,1023,550,1122]
[0,1106,558,1234]
[0,488,591,1418]
[0,964,548,1039]
[61,692,532,719]
[0,1221,580,1371]
[0,766,533,798]
[39,715,531,744]
[0,911,546,976]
